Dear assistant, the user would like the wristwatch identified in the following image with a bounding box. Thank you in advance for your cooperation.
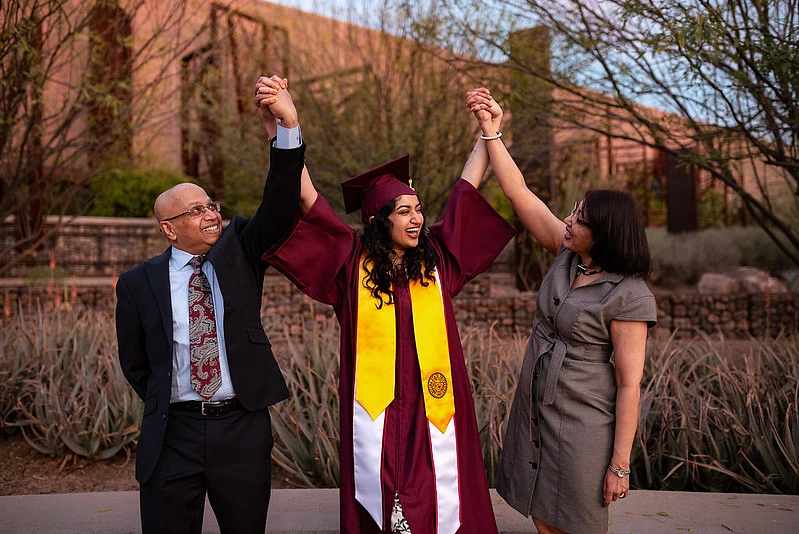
[608,464,631,477]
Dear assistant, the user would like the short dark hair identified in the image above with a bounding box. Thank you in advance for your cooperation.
[582,190,651,279]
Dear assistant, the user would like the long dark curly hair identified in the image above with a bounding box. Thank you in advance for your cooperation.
[360,198,438,307]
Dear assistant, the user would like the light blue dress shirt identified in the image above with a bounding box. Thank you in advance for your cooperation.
[168,122,302,402]
[275,122,302,149]
[168,248,234,402]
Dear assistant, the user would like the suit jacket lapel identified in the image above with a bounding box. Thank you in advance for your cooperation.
[145,248,174,345]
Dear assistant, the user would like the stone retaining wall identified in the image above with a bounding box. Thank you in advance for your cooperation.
[1,216,166,278]
[655,292,798,338]
[3,274,796,338]
[4,217,795,337]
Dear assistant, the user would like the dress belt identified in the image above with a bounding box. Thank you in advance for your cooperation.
[170,397,241,416]
[537,334,612,406]
[542,341,568,406]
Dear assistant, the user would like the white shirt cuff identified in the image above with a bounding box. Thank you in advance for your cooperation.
[275,123,302,149]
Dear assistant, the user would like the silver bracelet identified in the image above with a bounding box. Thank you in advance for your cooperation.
[480,131,503,141]
[608,464,631,477]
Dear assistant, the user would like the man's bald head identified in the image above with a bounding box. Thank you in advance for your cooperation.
[154,183,223,255]
[154,183,208,222]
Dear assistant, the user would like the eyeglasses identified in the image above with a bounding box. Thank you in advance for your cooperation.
[161,201,221,222]
[570,202,592,228]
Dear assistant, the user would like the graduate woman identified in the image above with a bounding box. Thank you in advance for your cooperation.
[260,79,514,534]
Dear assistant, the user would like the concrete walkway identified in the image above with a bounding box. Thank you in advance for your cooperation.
[0,489,797,533]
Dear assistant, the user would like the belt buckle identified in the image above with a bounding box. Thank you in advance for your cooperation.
[201,401,211,416]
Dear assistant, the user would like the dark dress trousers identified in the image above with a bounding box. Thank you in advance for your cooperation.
[115,143,305,533]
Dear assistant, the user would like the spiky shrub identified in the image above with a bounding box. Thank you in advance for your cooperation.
[7,304,793,493]
[464,325,798,494]
[268,315,528,489]
[270,313,341,488]
[461,324,526,487]
[1,309,142,460]
[0,312,36,429]
[636,332,799,493]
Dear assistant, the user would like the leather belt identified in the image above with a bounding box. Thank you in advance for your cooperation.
[170,397,241,417]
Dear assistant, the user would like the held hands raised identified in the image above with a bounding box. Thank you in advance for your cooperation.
[466,88,503,137]
[254,75,298,138]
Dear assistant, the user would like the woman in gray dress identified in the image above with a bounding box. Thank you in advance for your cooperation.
[467,89,657,534]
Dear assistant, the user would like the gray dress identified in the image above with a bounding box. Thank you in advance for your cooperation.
[496,248,657,534]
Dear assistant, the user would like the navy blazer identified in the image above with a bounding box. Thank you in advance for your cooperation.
[115,143,305,483]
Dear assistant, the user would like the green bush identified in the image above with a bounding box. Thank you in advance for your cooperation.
[4,309,796,494]
[647,225,795,286]
[1,310,142,460]
[272,322,798,494]
[636,332,799,493]
[270,313,341,488]
[219,150,270,219]
[698,186,746,228]
[462,325,527,487]
[90,168,190,217]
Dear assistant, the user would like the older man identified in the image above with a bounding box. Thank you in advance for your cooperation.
[115,75,304,533]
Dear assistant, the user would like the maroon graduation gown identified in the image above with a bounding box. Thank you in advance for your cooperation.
[266,180,514,533]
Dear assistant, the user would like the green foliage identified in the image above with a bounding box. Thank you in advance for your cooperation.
[271,321,798,494]
[636,332,799,493]
[698,187,744,228]
[4,307,796,493]
[1,310,142,460]
[462,325,527,486]
[270,312,341,488]
[647,226,794,286]
[220,164,265,219]
[89,168,190,217]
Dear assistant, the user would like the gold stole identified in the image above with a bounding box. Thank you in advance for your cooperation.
[355,256,455,433]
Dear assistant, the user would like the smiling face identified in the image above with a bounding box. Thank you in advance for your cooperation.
[563,199,595,261]
[155,183,223,255]
[387,194,424,256]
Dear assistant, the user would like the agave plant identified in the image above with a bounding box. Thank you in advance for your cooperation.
[270,309,341,488]
[461,323,526,487]
[0,315,38,429]
[636,331,799,494]
[3,309,142,460]
[4,304,797,493]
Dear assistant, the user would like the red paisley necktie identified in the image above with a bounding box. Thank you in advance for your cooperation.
[188,256,222,399]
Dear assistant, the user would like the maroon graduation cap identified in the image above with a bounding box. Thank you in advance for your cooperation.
[341,154,416,223]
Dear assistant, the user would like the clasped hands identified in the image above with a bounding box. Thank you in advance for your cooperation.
[254,79,502,140]
[254,74,298,139]
[466,87,503,137]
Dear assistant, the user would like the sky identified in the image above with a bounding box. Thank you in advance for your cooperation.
[261,0,444,31]
[263,0,356,21]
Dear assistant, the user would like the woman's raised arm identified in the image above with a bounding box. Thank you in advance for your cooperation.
[467,89,565,256]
